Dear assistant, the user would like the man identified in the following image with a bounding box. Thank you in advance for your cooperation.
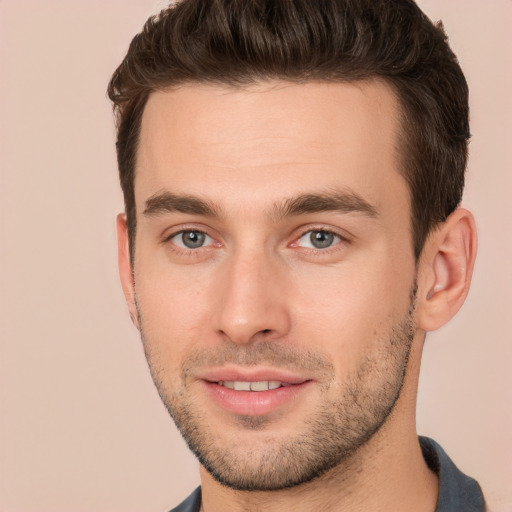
[108,0,484,510]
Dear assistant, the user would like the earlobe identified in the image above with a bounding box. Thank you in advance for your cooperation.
[116,213,140,330]
[417,208,477,332]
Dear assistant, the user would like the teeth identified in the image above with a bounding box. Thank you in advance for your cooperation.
[219,381,284,391]
[250,381,269,391]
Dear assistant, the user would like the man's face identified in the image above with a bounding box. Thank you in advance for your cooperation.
[125,80,419,490]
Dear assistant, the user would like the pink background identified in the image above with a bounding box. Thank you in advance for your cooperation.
[1,1,511,510]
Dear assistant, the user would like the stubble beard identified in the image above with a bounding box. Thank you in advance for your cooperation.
[138,286,417,491]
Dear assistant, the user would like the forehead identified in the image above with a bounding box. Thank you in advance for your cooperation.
[136,80,407,215]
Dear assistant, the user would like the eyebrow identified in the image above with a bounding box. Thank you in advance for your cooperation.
[270,190,378,221]
[143,189,378,220]
[143,192,220,218]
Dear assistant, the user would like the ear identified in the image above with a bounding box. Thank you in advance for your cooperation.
[116,213,140,330]
[416,208,477,332]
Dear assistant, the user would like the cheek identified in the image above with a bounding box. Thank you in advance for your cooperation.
[289,255,414,364]
[134,261,217,356]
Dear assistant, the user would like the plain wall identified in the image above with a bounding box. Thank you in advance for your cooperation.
[1,1,511,511]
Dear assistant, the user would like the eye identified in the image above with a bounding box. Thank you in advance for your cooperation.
[170,230,213,249]
[297,230,342,249]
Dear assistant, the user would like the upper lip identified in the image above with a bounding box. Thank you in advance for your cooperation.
[197,366,312,385]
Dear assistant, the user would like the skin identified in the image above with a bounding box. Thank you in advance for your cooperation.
[117,80,477,512]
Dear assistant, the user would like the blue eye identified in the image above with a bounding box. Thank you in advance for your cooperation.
[297,230,341,249]
[171,230,213,249]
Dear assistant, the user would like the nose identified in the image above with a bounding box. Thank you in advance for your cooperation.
[213,248,291,345]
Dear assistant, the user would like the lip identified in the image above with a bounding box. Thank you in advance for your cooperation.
[197,367,314,416]
[199,366,311,385]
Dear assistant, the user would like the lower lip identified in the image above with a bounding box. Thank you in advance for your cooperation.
[202,381,313,416]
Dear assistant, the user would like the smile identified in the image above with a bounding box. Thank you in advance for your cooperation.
[217,381,292,391]
[202,378,314,416]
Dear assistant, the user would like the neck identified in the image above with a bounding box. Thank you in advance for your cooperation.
[200,432,437,512]
[199,341,438,512]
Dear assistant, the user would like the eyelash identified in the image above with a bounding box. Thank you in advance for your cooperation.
[163,226,350,255]
[293,227,349,252]
[163,228,217,254]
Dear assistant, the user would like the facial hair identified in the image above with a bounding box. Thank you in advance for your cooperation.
[138,285,417,491]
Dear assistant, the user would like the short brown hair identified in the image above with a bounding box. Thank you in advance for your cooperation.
[108,0,470,261]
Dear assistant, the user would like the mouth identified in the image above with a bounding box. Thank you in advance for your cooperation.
[216,380,293,391]
[199,371,314,416]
